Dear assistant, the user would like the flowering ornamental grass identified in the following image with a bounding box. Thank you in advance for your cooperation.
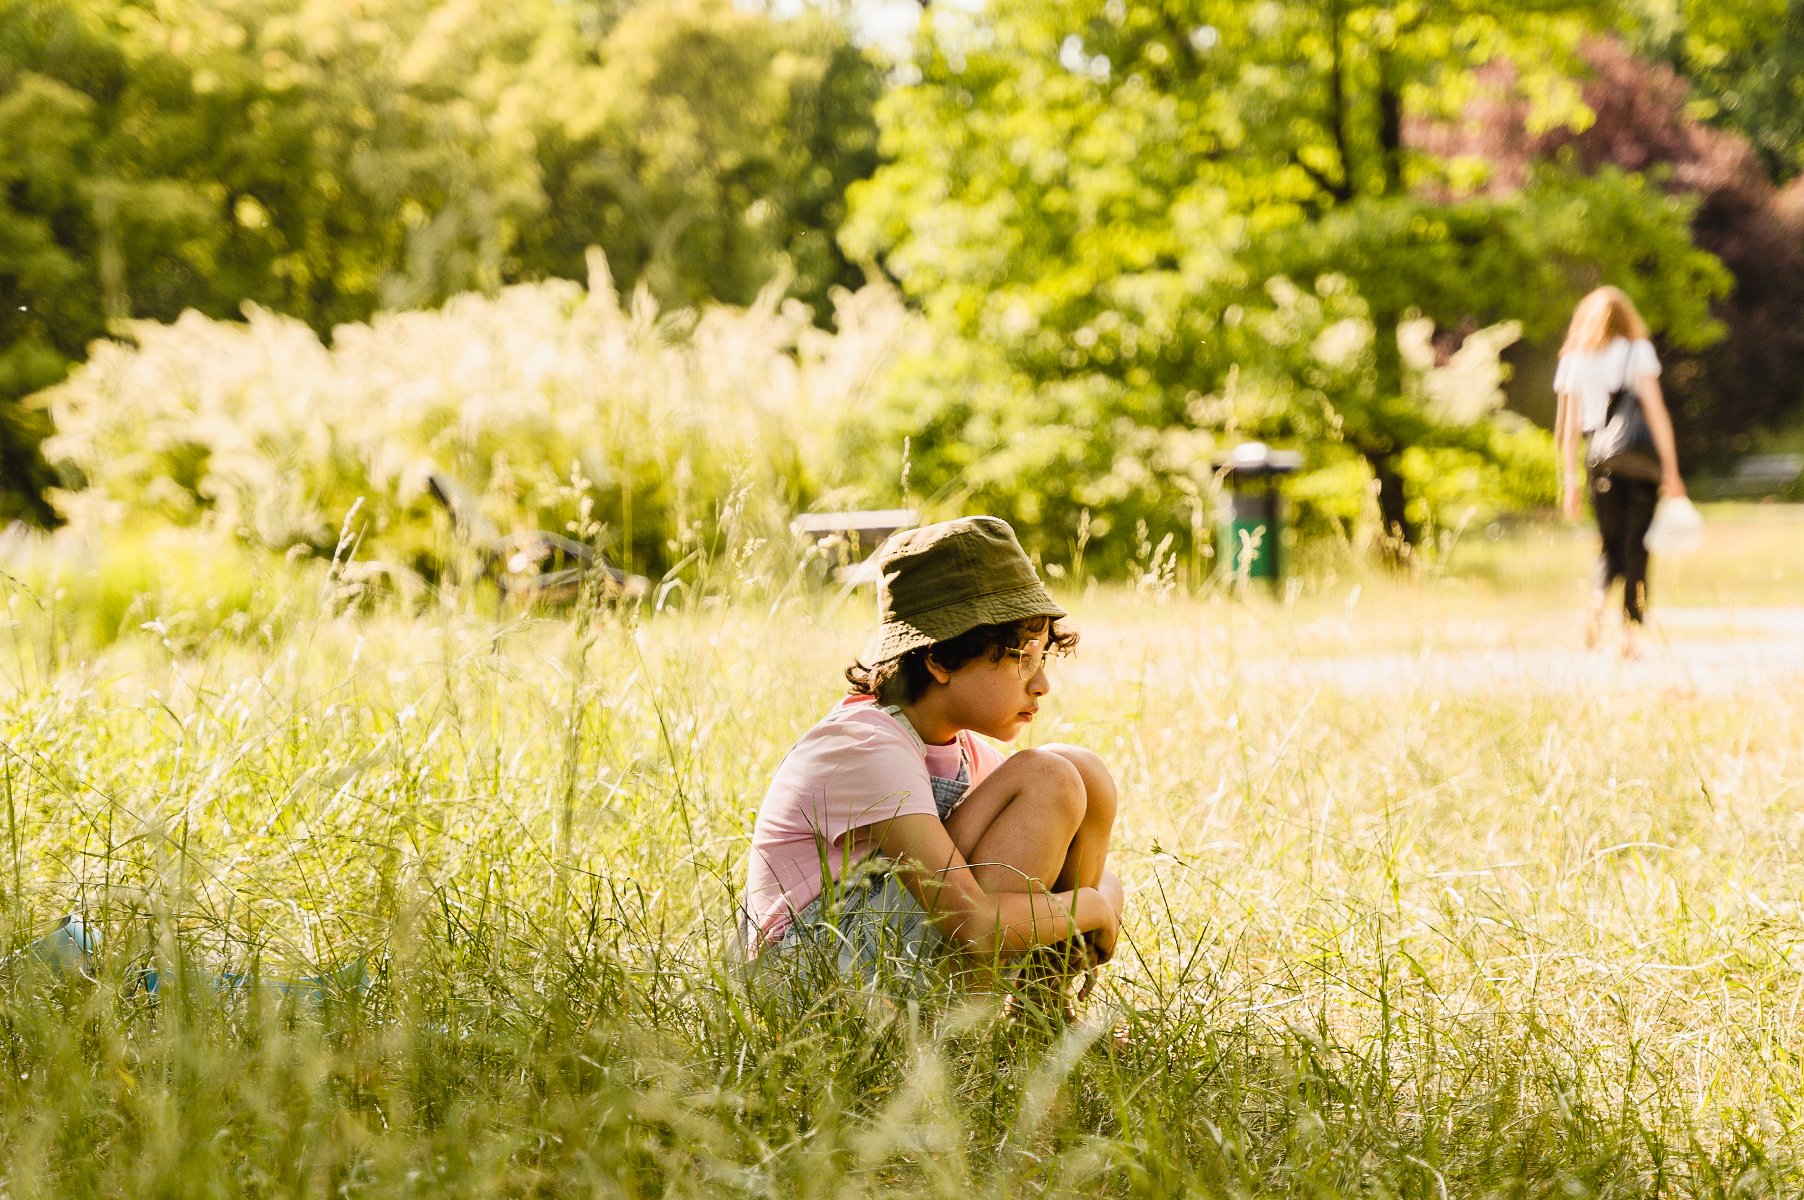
[39,252,916,578]
[2,559,1801,1197]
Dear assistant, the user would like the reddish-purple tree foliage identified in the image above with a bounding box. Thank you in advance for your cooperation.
[1417,38,1804,459]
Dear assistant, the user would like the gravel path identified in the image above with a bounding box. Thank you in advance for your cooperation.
[1282,607,1804,696]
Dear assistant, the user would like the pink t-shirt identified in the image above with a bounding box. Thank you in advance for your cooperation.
[743,695,1004,949]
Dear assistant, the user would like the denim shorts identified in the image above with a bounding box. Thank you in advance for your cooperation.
[762,861,953,995]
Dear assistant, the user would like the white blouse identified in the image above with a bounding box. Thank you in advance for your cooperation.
[1553,337,1661,434]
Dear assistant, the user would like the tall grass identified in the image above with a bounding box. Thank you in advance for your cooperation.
[2,520,1802,1196]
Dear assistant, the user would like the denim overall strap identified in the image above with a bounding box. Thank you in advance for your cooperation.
[881,705,972,821]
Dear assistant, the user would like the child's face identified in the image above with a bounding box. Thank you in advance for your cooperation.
[934,633,1052,742]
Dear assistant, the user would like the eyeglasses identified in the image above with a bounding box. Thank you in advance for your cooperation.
[1004,639,1060,680]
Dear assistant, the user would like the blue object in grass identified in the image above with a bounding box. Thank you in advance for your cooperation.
[136,960,371,1004]
[19,914,98,977]
[13,914,371,1004]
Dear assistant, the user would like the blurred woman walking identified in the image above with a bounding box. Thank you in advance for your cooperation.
[1553,286,1687,659]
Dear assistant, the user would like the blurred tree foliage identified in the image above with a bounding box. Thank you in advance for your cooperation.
[1624,0,1804,184]
[0,0,878,524]
[845,0,1729,562]
[521,0,879,315]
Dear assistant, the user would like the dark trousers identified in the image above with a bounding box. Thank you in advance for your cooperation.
[1588,468,1660,623]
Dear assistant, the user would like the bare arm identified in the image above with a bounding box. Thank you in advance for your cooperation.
[1635,375,1687,498]
[873,813,1120,959]
[1554,388,1583,519]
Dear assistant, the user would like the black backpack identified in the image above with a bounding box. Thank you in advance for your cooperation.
[1585,353,1662,482]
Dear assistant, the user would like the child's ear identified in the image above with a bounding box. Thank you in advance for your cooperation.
[924,654,953,685]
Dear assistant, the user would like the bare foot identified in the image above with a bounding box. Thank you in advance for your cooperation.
[1004,943,1090,1027]
[1585,596,1607,649]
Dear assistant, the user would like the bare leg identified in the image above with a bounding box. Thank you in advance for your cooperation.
[1040,745,1117,891]
[940,746,1119,1009]
[1585,589,1608,649]
[942,745,1117,897]
[1040,745,1120,1006]
[941,747,1089,896]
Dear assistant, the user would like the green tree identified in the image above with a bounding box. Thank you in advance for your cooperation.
[0,0,880,524]
[1623,0,1804,183]
[846,0,1727,558]
[0,0,559,520]
[0,0,219,523]
[522,0,879,317]
[118,0,556,327]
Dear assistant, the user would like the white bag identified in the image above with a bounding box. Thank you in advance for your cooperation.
[1644,495,1704,555]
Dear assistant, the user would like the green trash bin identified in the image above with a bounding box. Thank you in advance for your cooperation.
[1214,443,1302,583]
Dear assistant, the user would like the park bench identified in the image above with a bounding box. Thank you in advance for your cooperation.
[425,470,648,604]
[1713,453,1803,500]
[790,508,917,583]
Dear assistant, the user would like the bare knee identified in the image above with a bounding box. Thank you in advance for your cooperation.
[1006,746,1086,827]
[1042,744,1117,827]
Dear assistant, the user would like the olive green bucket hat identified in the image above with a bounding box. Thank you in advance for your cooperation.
[861,516,1066,665]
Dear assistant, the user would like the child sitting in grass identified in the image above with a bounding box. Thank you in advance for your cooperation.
[743,516,1124,1009]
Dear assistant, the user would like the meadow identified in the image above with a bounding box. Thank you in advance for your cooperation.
[1,509,1802,1197]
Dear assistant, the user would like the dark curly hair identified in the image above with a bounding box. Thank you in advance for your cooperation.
[845,617,1079,706]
